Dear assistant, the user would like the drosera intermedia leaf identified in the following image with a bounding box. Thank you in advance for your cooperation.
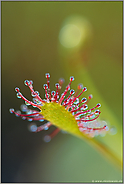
[9,73,121,170]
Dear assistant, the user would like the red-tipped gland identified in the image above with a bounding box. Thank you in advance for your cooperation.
[35,91,39,96]
[104,125,109,131]
[51,91,56,96]
[15,87,20,92]
[95,110,101,115]
[59,78,65,85]
[15,110,21,117]
[55,83,59,88]
[31,92,36,97]
[29,80,33,85]
[83,104,88,110]
[88,94,93,99]
[10,73,108,139]
[77,83,83,90]
[45,73,50,79]
[83,87,87,92]
[70,76,74,82]
[9,108,14,113]
[17,92,22,98]
[96,103,101,108]
[70,89,75,95]
[104,125,107,129]
[24,80,30,86]
[81,98,87,103]
[43,84,48,90]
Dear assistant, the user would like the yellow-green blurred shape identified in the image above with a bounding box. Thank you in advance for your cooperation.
[59,15,93,49]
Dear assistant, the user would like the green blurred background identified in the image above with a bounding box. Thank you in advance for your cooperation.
[2,1,122,182]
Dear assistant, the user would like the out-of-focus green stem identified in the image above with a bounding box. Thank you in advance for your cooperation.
[78,132,122,171]
[63,59,122,171]
[58,15,122,171]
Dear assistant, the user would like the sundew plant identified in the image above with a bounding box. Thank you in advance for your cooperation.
[10,73,121,169]
[10,73,108,140]
[2,2,122,182]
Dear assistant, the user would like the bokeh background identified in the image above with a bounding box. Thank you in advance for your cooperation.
[2,1,123,183]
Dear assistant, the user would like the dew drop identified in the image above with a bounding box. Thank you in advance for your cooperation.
[51,91,56,96]
[55,83,59,88]
[83,104,88,110]
[25,101,31,106]
[89,128,93,133]
[77,83,83,90]
[43,84,48,89]
[33,98,37,103]
[20,104,28,112]
[9,108,14,113]
[90,114,95,119]
[96,103,101,108]
[81,97,87,103]
[59,78,65,84]
[39,119,44,122]
[83,87,87,92]
[16,93,21,98]
[85,130,89,134]
[94,130,99,136]
[101,120,107,127]
[15,87,20,92]
[31,92,36,97]
[89,131,95,138]
[24,80,29,86]
[104,125,109,131]
[79,127,84,132]
[22,117,26,120]
[35,91,39,96]
[28,118,33,121]
[95,122,101,128]
[100,130,106,137]
[88,94,93,99]
[44,135,51,142]
[15,111,21,117]
[70,76,74,81]
[83,122,87,127]
[74,98,79,104]
[95,109,100,115]
[45,73,50,78]
[83,127,87,131]
[33,98,41,105]
[87,123,92,128]
[70,89,75,95]
[109,126,117,135]
[26,110,32,114]
[29,123,37,132]
[44,126,49,130]
[29,80,33,85]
